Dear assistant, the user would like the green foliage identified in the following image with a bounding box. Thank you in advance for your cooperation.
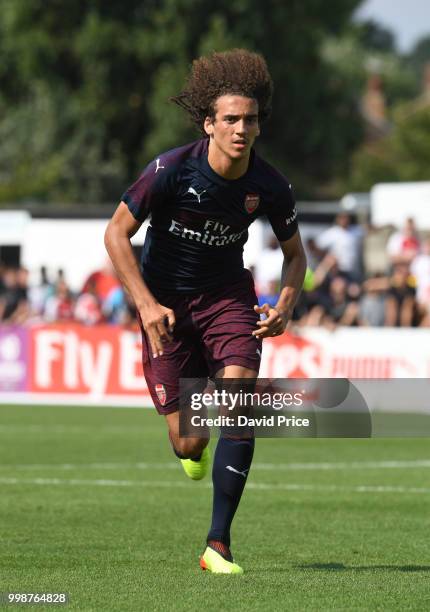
[406,35,430,82]
[325,26,430,194]
[347,105,430,191]
[322,27,419,108]
[354,19,396,53]
[392,106,430,180]
[0,0,372,203]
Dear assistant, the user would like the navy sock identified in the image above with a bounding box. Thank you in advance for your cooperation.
[207,437,255,546]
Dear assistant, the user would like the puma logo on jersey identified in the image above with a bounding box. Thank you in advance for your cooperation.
[188,186,207,203]
[155,158,165,173]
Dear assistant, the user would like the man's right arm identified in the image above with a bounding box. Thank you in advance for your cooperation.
[104,202,175,358]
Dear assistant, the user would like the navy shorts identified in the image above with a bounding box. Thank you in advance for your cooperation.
[140,270,262,415]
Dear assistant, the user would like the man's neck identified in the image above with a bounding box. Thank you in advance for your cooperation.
[207,142,250,180]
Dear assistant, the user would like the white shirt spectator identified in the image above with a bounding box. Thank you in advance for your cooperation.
[386,218,420,265]
[315,215,362,277]
[254,237,283,293]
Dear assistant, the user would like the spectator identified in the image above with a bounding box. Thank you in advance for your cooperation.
[324,275,360,327]
[254,236,283,294]
[315,213,363,282]
[385,263,417,327]
[82,261,121,302]
[293,266,329,326]
[304,237,322,272]
[411,238,430,326]
[257,279,280,309]
[386,217,421,267]
[118,291,138,327]
[102,285,135,325]
[293,274,359,328]
[3,221,429,331]
[28,266,54,317]
[74,278,104,325]
[0,266,29,323]
[44,280,75,322]
[359,274,386,327]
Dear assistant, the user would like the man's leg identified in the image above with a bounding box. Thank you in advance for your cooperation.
[201,364,257,573]
[165,410,209,459]
[165,410,211,481]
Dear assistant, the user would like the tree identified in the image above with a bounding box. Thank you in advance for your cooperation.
[406,35,430,81]
[0,0,366,204]
[346,104,430,191]
[354,19,396,53]
[142,0,366,196]
[322,25,418,109]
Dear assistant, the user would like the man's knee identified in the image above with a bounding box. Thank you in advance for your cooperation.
[174,436,208,459]
[165,410,209,458]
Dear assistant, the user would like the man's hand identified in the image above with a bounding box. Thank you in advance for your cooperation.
[139,302,176,358]
[252,303,288,339]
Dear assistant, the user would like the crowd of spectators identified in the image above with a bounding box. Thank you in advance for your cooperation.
[0,262,136,327]
[253,214,430,329]
[1,214,429,329]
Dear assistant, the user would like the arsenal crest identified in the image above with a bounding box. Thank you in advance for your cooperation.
[244,193,260,214]
[155,384,167,406]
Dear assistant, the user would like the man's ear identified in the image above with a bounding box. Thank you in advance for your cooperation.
[204,116,214,137]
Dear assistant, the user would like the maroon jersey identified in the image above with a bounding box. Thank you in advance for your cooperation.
[122,138,298,293]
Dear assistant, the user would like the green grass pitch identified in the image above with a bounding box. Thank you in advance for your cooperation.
[0,404,429,611]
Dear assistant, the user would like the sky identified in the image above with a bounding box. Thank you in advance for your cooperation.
[354,0,430,52]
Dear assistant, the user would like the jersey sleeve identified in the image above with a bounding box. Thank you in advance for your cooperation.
[120,158,174,222]
[266,178,298,242]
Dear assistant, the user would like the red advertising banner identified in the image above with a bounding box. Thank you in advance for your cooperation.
[259,333,322,378]
[1,324,429,406]
[29,324,148,397]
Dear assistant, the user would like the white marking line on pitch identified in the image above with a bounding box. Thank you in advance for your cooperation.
[0,425,142,434]
[1,476,430,495]
[1,460,430,472]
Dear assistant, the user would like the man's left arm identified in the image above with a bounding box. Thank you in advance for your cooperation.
[253,230,307,338]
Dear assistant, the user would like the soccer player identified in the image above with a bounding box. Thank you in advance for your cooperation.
[104,49,306,574]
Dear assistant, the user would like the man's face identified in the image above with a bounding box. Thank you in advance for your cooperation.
[336,213,350,229]
[204,94,260,161]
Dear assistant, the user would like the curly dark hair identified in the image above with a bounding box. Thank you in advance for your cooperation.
[171,49,273,132]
